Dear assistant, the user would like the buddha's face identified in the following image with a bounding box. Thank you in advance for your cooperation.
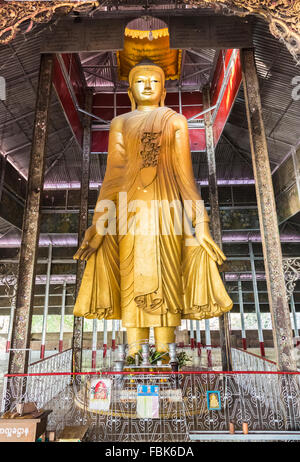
[129,68,165,107]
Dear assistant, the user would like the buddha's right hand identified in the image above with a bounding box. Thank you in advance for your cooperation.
[73,225,104,261]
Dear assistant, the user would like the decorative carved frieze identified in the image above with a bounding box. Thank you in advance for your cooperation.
[184,1,300,62]
[283,257,300,300]
[0,1,97,45]
[0,1,300,62]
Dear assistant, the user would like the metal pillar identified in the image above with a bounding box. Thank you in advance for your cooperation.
[196,320,201,356]
[115,319,120,346]
[205,319,212,368]
[72,90,93,373]
[203,85,232,371]
[179,89,182,114]
[238,279,247,350]
[290,294,299,344]
[40,243,52,359]
[112,320,116,350]
[103,319,107,358]
[92,318,97,369]
[59,281,66,353]
[241,48,296,371]
[7,54,53,377]
[190,320,195,349]
[249,241,265,356]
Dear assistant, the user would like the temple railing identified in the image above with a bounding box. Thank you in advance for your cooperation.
[231,347,277,371]
[1,348,73,413]
[26,349,72,408]
[0,346,279,413]
[29,348,72,370]
[2,369,300,440]
[81,345,222,371]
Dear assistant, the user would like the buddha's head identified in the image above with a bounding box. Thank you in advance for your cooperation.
[128,59,166,110]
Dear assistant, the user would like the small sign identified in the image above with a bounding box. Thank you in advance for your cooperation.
[137,385,159,419]
[0,411,51,442]
[207,391,221,411]
[0,424,30,441]
[89,378,112,411]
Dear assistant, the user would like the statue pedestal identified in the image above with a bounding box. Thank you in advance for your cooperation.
[123,365,171,373]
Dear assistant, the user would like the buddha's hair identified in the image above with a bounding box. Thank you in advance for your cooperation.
[128,59,165,87]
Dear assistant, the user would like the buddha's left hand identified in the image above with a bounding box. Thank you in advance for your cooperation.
[196,222,226,265]
[73,224,104,261]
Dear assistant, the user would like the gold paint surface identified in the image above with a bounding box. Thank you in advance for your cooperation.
[73,64,233,346]
[117,35,181,81]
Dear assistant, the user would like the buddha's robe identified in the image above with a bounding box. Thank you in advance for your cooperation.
[73,107,233,325]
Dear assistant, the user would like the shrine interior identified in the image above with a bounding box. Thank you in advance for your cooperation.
[0,1,300,442]
[1,6,300,355]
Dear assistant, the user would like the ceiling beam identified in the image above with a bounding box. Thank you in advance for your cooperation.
[1,101,60,128]
[222,133,252,167]
[5,127,71,156]
[182,66,211,82]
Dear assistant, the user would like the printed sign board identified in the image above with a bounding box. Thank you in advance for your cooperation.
[137,385,159,419]
[89,378,112,412]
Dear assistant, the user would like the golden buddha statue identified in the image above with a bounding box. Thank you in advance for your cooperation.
[209,393,220,409]
[73,60,233,354]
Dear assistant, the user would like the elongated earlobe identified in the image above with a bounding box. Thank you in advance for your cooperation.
[128,89,136,111]
[160,89,166,107]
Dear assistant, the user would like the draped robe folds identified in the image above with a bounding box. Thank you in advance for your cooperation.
[73,107,233,325]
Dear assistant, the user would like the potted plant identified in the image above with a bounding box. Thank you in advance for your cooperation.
[176,351,191,370]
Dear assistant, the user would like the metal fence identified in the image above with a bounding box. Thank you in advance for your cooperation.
[232,347,277,371]
[27,349,72,408]
[1,349,72,413]
[81,345,222,371]
[1,346,300,441]
[2,368,300,441]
